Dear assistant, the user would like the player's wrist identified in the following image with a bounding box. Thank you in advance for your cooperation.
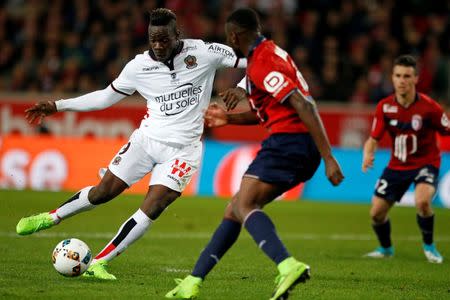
[225,113,234,125]
[322,153,335,162]
[47,100,57,112]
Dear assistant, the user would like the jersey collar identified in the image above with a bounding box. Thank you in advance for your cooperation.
[394,92,419,109]
[248,35,266,59]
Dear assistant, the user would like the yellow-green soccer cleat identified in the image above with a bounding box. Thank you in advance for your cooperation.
[165,275,202,299]
[270,257,310,300]
[82,260,117,280]
[16,212,55,235]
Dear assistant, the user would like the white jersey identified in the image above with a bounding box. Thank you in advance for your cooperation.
[111,39,246,145]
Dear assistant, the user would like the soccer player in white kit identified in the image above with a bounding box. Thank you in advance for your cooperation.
[16,8,246,280]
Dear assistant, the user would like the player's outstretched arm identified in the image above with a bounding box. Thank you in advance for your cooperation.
[55,86,126,112]
[288,92,344,186]
[25,101,57,125]
[362,137,378,172]
[25,86,126,125]
[205,103,259,128]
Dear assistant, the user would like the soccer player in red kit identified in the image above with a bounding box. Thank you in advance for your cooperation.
[166,8,344,300]
[362,55,450,263]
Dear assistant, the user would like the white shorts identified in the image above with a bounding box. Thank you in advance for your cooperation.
[108,129,202,192]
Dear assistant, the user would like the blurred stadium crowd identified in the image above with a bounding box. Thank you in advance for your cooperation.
[0,0,449,105]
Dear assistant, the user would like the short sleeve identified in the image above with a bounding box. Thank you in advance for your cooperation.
[430,101,450,135]
[111,59,137,96]
[205,42,246,69]
[248,63,298,103]
[370,103,386,140]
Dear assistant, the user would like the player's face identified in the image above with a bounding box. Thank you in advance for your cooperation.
[392,65,418,96]
[224,23,245,58]
[148,25,178,61]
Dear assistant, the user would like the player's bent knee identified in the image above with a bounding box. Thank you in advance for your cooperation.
[146,201,171,220]
[224,203,240,223]
[370,211,387,224]
[231,200,258,222]
[143,191,180,220]
[416,200,432,215]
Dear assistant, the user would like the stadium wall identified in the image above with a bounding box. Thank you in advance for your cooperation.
[0,97,385,148]
[1,135,450,208]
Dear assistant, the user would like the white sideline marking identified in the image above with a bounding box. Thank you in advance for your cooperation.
[2,231,450,242]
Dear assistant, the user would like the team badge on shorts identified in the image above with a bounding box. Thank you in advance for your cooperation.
[112,156,122,165]
[171,159,191,178]
[168,159,192,188]
[184,55,198,69]
[411,114,422,131]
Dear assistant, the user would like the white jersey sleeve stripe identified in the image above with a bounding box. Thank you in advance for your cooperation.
[280,88,298,103]
[111,83,132,96]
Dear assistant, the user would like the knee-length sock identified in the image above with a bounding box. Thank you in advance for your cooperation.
[49,186,95,223]
[244,210,290,265]
[372,219,392,248]
[192,219,241,279]
[93,209,152,262]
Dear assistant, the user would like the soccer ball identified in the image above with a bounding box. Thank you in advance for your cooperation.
[52,238,92,277]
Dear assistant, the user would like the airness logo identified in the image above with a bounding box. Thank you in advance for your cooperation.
[184,55,198,69]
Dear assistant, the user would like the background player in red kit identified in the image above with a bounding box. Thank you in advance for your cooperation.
[362,55,450,263]
[166,8,344,300]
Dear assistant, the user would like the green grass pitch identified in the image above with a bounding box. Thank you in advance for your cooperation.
[1,189,449,299]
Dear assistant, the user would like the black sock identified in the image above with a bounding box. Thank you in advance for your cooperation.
[244,210,290,265]
[192,219,241,279]
[372,219,392,248]
[417,214,434,245]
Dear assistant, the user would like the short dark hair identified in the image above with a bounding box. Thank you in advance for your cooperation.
[226,8,260,32]
[394,55,417,73]
[150,8,176,26]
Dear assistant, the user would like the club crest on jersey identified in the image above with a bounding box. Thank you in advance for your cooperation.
[112,156,122,165]
[184,55,197,69]
[383,104,398,113]
[411,114,422,131]
[441,113,449,127]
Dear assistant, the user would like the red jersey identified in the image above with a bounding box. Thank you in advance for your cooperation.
[371,93,450,170]
[245,37,311,134]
